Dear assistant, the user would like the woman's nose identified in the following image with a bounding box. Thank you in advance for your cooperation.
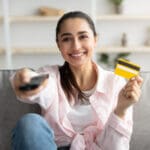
[72,39,81,50]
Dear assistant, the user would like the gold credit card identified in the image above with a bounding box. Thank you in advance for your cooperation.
[114,58,141,79]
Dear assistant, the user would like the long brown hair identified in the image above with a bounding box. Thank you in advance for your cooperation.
[56,11,97,101]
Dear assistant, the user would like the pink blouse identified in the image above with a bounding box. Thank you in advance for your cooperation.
[11,63,133,150]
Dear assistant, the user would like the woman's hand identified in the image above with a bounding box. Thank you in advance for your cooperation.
[114,76,143,119]
[13,68,48,99]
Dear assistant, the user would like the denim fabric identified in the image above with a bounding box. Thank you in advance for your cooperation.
[11,113,57,150]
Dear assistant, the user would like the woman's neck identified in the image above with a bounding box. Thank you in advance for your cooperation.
[70,61,97,91]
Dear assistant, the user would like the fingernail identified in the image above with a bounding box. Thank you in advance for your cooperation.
[131,77,135,81]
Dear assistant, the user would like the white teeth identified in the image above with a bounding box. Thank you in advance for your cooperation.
[71,53,82,57]
[70,52,85,57]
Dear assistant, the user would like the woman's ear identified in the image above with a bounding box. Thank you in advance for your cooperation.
[94,35,98,47]
[95,35,98,43]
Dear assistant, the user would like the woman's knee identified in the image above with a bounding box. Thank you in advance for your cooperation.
[17,113,44,127]
[12,113,57,150]
[13,113,54,138]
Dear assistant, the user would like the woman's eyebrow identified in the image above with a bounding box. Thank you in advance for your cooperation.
[60,31,88,37]
[61,33,72,37]
[78,31,88,35]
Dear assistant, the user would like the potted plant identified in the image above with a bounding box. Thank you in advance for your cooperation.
[110,0,123,14]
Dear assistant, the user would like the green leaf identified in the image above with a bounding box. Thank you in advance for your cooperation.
[110,0,123,5]
[99,53,109,64]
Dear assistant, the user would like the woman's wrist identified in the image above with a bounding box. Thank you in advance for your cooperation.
[114,108,127,119]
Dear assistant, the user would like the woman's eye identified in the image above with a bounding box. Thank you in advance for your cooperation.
[62,37,71,42]
[79,35,88,39]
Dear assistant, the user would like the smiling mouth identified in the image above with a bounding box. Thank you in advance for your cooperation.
[69,51,87,58]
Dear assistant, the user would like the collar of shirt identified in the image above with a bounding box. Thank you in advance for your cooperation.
[94,62,113,94]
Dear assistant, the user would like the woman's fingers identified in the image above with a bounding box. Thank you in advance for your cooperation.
[130,76,143,86]
[14,68,38,88]
[115,76,143,118]
[17,68,31,83]
[123,76,142,101]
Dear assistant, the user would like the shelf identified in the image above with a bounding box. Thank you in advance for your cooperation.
[0,15,150,23]
[0,47,59,54]
[96,15,150,21]
[11,47,59,54]
[1,46,150,54]
[10,16,60,23]
[96,46,150,53]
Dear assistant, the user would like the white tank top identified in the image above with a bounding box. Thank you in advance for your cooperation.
[67,86,98,133]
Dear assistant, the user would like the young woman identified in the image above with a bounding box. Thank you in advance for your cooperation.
[11,11,143,150]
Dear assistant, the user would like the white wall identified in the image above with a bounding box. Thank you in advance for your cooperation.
[0,0,150,71]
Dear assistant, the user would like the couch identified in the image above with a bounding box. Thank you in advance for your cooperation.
[0,70,41,150]
[0,70,150,150]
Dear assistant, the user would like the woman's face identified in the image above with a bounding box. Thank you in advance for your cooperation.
[57,18,97,68]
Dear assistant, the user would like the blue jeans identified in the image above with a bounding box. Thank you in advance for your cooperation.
[11,113,70,150]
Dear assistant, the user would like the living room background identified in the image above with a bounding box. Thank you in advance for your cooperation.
[0,0,150,71]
